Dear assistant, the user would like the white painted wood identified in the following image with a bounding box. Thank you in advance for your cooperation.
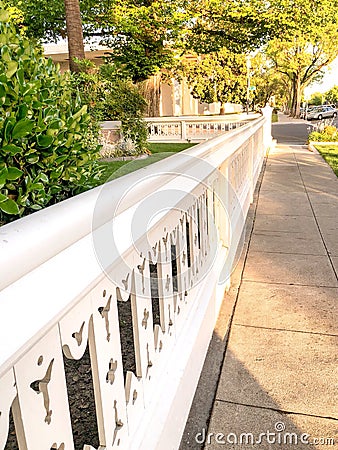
[145,114,260,142]
[90,280,129,449]
[125,371,145,438]
[59,294,92,361]
[14,326,74,450]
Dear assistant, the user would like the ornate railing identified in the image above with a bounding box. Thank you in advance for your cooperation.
[145,113,260,142]
[0,109,272,450]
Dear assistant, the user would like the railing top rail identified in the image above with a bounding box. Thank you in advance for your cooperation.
[144,113,260,123]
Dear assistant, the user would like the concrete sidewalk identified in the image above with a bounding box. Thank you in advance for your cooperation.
[180,144,338,449]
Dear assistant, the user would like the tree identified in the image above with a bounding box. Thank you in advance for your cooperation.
[249,53,291,109]
[64,0,85,72]
[308,92,325,106]
[324,86,338,105]
[4,0,65,41]
[183,0,274,55]
[178,48,248,109]
[5,0,86,72]
[265,0,338,117]
[5,0,189,79]
[267,32,338,117]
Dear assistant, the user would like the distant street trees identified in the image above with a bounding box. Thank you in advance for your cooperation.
[266,0,338,117]
[324,86,338,105]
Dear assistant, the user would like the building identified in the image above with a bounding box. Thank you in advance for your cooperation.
[44,42,242,117]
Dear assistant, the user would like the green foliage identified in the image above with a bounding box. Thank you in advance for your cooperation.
[0,6,101,222]
[324,86,338,105]
[249,52,290,109]
[308,125,338,142]
[180,48,248,105]
[4,0,65,41]
[93,0,189,82]
[184,0,273,55]
[6,0,189,80]
[72,61,148,153]
[266,0,338,116]
[308,92,324,106]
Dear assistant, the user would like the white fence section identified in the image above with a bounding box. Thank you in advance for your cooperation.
[0,109,272,450]
[145,113,260,143]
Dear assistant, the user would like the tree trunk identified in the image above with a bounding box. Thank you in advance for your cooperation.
[64,0,85,72]
[290,74,302,118]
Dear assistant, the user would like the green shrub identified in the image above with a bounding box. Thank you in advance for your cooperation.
[308,125,338,142]
[0,6,101,223]
[72,61,148,154]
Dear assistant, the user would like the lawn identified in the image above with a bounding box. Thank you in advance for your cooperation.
[313,144,338,177]
[96,142,196,184]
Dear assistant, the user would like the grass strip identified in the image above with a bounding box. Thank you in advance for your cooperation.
[314,144,338,177]
[97,142,196,184]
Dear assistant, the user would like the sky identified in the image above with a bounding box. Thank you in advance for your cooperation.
[304,57,338,98]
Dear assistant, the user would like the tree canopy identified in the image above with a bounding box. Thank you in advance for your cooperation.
[324,86,338,104]
[177,49,248,107]
[265,0,338,116]
[5,0,338,112]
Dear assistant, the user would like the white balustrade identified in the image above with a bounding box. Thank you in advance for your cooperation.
[0,110,272,450]
[145,113,260,142]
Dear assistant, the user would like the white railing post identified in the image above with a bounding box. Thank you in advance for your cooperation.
[261,103,273,154]
[181,120,187,141]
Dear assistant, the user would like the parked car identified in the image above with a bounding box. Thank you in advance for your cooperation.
[306,105,337,120]
[300,105,320,119]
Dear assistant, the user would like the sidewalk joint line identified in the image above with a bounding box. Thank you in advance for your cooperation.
[249,250,327,257]
[215,399,338,422]
[253,229,318,234]
[242,279,338,288]
[252,213,314,217]
[233,323,338,338]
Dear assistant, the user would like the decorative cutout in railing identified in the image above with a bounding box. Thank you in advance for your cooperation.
[145,114,260,142]
[0,109,272,450]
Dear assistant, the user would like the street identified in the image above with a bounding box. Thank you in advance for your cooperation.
[271,113,338,145]
[272,122,310,145]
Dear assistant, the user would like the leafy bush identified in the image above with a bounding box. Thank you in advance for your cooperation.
[72,61,149,154]
[0,6,101,222]
[308,125,338,142]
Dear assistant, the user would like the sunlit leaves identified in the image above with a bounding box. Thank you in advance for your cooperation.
[181,48,248,105]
